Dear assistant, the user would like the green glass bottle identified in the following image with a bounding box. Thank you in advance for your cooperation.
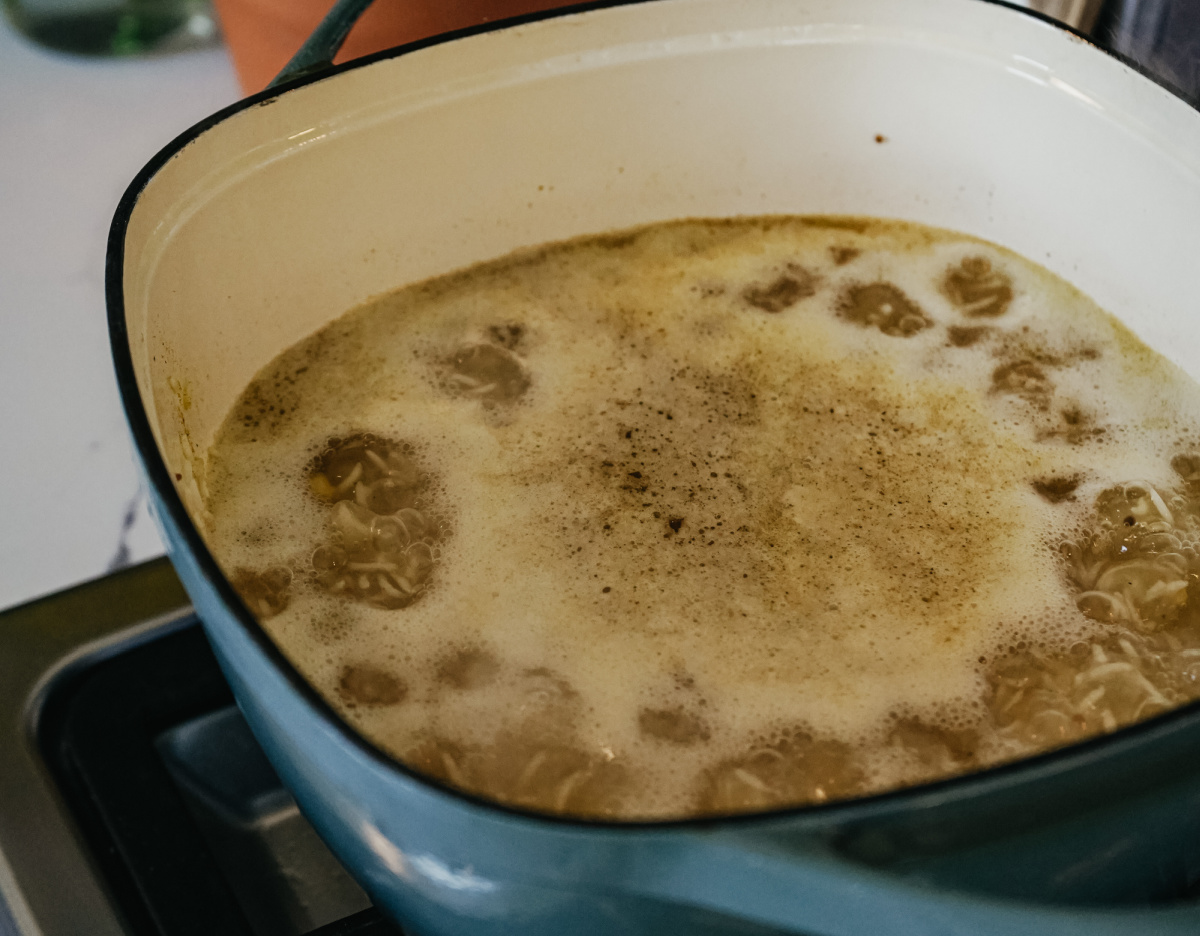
[3,0,218,56]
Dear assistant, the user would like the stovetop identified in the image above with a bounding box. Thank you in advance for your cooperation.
[0,559,400,936]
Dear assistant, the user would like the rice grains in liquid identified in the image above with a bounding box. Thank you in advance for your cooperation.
[205,217,1200,820]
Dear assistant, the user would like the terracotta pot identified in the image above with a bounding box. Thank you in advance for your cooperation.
[213,0,572,92]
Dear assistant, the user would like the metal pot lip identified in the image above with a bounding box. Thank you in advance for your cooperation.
[107,0,1200,834]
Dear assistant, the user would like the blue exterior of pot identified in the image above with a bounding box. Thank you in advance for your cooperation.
[108,1,1200,932]
[157,493,1200,934]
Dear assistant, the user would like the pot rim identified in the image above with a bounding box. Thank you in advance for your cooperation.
[107,0,1200,833]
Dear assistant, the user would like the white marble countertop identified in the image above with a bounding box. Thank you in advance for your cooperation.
[0,17,240,612]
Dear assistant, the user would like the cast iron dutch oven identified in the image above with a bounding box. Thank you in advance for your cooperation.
[108,1,1200,932]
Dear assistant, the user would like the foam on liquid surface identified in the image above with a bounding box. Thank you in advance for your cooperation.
[204,217,1200,819]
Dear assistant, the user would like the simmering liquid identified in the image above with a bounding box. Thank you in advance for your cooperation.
[204,217,1200,819]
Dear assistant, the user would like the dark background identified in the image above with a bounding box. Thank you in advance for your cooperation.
[1095,0,1200,100]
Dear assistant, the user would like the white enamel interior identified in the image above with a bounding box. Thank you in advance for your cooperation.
[121,0,1200,530]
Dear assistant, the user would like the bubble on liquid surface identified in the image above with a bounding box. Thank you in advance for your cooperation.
[941,256,1014,318]
[444,343,530,403]
[837,282,931,337]
[307,434,440,609]
[741,265,817,313]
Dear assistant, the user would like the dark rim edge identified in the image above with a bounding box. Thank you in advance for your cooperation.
[106,0,1200,835]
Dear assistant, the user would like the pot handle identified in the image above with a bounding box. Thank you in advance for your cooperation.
[631,837,1200,936]
[269,0,376,89]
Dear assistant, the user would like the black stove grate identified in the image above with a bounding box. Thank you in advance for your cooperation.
[36,619,401,936]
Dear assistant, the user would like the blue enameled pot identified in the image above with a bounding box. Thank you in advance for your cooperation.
[108,1,1200,932]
